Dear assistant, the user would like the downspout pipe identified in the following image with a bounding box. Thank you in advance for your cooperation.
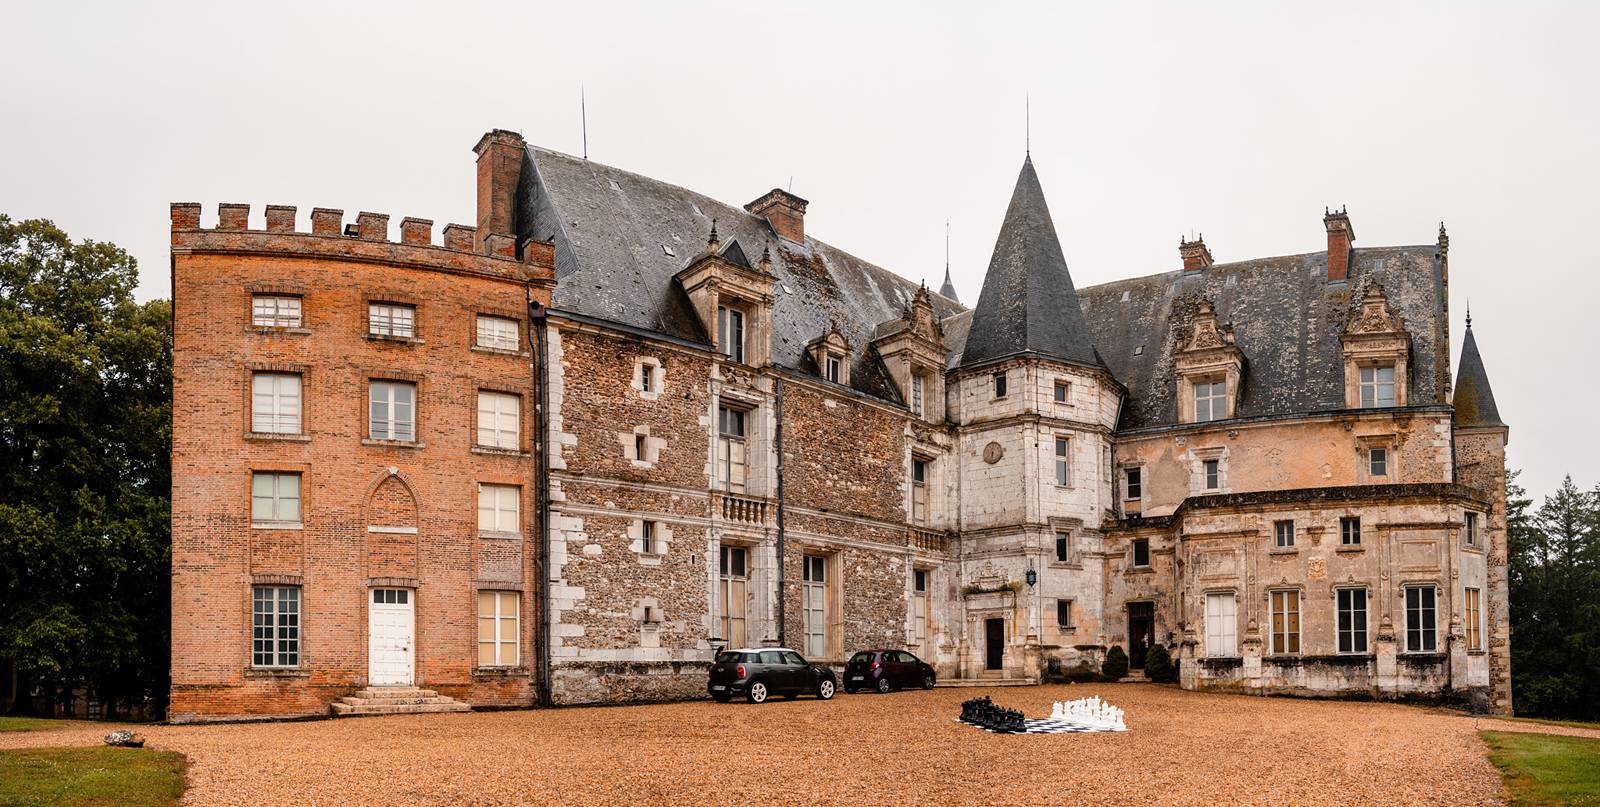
[527,298,553,707]
[774,377,787,648]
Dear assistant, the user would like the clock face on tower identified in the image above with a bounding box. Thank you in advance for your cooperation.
[982,441,1004,464]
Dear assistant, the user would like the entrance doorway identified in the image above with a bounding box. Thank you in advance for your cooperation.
[984,618,1005,670]
[369,588,414,686]
[1127,601,1154,669]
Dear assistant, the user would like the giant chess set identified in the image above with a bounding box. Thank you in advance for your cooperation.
[958,695,1128,735]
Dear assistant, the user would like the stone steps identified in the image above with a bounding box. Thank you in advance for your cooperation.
[1120,671,1149,683]
[331,687,471,717]
[935,677,1038,688]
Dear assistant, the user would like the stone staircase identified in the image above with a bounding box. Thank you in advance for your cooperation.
[935,677,1038,688]
[1119,670,1149,683]
[331,687,472,717]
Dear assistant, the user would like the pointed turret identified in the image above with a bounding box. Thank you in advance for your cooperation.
[959,157,1100,368]
[1453,315,1504,428]
[939,267,960,304]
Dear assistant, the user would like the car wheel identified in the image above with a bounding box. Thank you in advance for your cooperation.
[747,681,769,704]
[876,676,892,694]
[712,692,732,703]
[923,673,936,690]
[817,679,836,700]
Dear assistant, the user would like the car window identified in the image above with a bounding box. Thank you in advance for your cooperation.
[782,651,806,666]
[848,652,874,665]
[759,651,785,665]
[715,651,744,664]
[899,652,918,664]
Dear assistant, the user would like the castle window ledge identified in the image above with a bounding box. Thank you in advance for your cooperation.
[247,325,313,336]
[1461,544,1487,555]
[1048,561,1084,571]
[363,333,425,346]
[470,345,530,359]
[1264,655,1304,666]
[245,668,308,678]
[478,530,523,541]
[251,521,303,531]
[1269,548,1299,557]
[1467,649,1487,656]
[471,446,530,458]
[361,438,425,450]
[1398,652,1448,663]
[1199,656,1244,669]
[1305,654,1376,666]
[1335,545,1366,555]
[245,432,312,443]
[473,667,531,679]
[1124,566,1154,576]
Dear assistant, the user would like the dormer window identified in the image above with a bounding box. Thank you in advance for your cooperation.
[1194,380,1227,422]
[1174,300,1244,425]
[1359,365,1396,408]
[717,305,745,364]
[910,373,925,417]
[825,355,842,384]
[1341,284,1410,409]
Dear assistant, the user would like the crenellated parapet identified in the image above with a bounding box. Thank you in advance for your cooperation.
[171,202,555,286]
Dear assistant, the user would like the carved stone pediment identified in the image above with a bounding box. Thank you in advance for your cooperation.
[1344,283,1406,336]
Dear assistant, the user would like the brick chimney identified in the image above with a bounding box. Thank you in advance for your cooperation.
[1179,234,1213,273]
[744,188,809,243]
[473,129,525,256]
[1324,206,1355,281]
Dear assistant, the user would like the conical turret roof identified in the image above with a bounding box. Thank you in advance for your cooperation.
[939,267,960,304]
[1453,320,1504,428]
[959,156,1101,369]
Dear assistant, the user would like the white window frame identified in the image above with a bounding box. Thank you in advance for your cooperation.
[251,472,301,526]
[802,555,828,659]
[1204,592,1237,658]
[913,570,931,648]
[476,390,520,450]
[1053,380,1070,404]
[910,458,929,525]
[1337,587,1368,654]
[475,315,518,351]
[252,295,302,328]
[1054,435,1071,487]
[1404,585,1438,653]
[1203,458,1221,490]
[910,373,925,417]
[368,302,416,338]
[1464,512,1480,548]
[719,545,748,646]
[825,354,842,383]
[252,585,301,667]
[1359,365,1396,408]
[717,405,748,493]
[251,372,302,434]
[1274,520,1295,549]
[1124,467,1142,502]
[640,519,657,555]
[1194,380,1227,422]
[477,590,519,668]
[1369,446,1389,477]
[477,483,521,535]
[369,380,416,442]
[1341,516,1362,546]
[717,305,745,364]
[1269,589,1301,655]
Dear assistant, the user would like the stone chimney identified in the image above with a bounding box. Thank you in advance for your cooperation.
[473,129,525,256]
[1179,234,1213,273]
[744,188,809,243]
[1324,206,1355,281]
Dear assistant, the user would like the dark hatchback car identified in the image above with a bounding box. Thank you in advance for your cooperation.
[708,648,838,703]
[843,649,937,693]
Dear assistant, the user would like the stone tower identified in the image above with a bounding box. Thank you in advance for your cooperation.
[951,157,1123,679]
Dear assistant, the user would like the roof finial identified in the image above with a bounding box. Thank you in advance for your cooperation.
[1025,92,1030,156]
[707,218,720,249]
[1465,299,1472,329]
[580,85,588,161]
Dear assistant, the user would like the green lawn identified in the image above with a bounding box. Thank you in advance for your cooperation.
[1503,715,1600,732]
[0,717,73,733]
[0,747,185,806]
[1483,731,1600,806]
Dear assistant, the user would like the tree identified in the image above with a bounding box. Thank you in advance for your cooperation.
[1101,646,1129,681]
[0,215,171,717]
[1144,644,1176,683]
[1508,471,1600,721]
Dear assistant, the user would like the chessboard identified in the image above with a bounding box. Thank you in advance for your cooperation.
[956,718,1127,735]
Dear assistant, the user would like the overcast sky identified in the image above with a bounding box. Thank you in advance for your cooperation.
[3,1,1594,500]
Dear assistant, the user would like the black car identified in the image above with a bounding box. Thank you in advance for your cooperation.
[707,648,837,703]
[843,649,937,693]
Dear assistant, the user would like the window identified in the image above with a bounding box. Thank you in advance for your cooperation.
[1055,531,1071,563]
[993,371,1007,399]
[911,458,929,525]
[1054,436,1071,486]
[251,586,300,667]
[1194,380,1227,422]
[475,315,518,351]
[719,546,748,646]
[477,483,520,534]
[1203,459,1220,491]
[1369,446,1389,477]
[639,363,654,394]
[803,555,827,659]
[1269,590,1301,655]
[1053,380,1070,403]
[910,373,925,417]
[1205,592,1237,657]
[1405,585,1437,652]
[252,295,302,328]
[477,591,519,667]
[1124,468,1142,501]
[368,302,415,338]
[1341,516,1362,546]
[717,405,748,493]
[1465,587,1483,651]
[1131,538,1150,568]
[1359,365,1396,408]
[1337,588,1368,654]
[1274,520,1295,549]
[476,391,519,449]
[251,372,302,434]
[717,305,745,363]
[913,570,930,648]
[1465,512,1480,548]
[369,380,416,442]
[251,472,301,525]
[825,355,842,383]
[1057,600,1073,629]
[634,434,647,461]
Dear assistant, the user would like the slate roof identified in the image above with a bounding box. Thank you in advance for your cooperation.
[519,147,963,402]
[939,267,960,304]
[1453,322,1504,428]
[959,157,1102,370]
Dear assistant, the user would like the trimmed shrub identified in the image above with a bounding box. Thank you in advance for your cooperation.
[1145,644,1176,683]
[1101,646,1129,681]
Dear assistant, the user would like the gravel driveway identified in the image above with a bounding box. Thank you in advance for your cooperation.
[0,683,1510,806]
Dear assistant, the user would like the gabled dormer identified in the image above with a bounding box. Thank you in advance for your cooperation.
[873,285,948,422]
[675,223,776,367]
[1340,283,1411,409]
[1175,299,1245,424]
[806,326,851,386]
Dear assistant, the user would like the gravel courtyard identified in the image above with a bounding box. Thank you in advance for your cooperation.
[0,683,1521,806]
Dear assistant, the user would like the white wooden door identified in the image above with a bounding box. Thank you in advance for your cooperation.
[369,588,414,686]
[1205,592,1237,657]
